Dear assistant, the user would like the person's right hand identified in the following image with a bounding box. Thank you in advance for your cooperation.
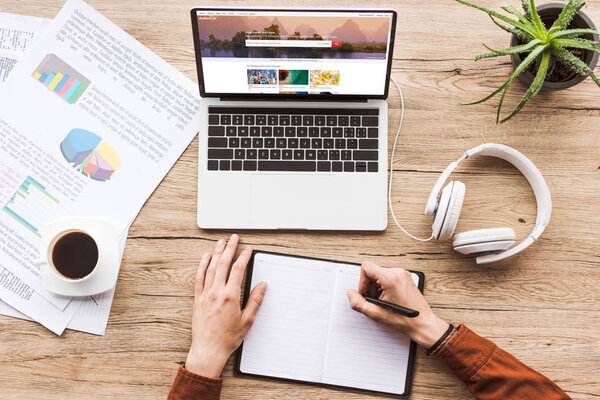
[346,262,449,349]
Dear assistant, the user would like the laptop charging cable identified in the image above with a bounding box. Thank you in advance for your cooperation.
[388,76,434,242]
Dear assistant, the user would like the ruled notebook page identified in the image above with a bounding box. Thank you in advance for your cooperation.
[239,252,418,395]
[239,253,336,382]
[322,264,419,394]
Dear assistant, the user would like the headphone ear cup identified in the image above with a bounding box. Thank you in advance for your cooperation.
[453,228,516,255]
[432,181,465,241]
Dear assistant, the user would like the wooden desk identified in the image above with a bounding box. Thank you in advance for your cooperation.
[1,1,598,398]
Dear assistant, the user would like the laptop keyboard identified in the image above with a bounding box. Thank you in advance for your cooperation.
[207,107,379,172]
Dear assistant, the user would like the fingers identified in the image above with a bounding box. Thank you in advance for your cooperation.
[358,262,378,298]
[203,239,226,290]
[194,253,211,294]
[227,247,253,291]
[361,261,394,289]
[242,281,267,326]
[346,289,388,322]
[213,234,240,286]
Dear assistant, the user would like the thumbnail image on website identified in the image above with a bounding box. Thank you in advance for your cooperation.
[195,11,393,95]
[247,69,277,85]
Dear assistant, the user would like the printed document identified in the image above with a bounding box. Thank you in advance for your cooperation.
[0,0,202,334]
[0,229,128,335]
[0,12,50,82]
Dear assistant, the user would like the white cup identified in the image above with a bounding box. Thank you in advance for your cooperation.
[34,228,101,282]
[37,218,120,297]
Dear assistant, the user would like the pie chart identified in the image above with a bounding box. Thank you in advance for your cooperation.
[60,129,120,181]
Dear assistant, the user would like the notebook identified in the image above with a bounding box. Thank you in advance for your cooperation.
[235,251,424,397]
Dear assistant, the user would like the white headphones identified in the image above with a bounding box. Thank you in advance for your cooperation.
[389,78,552,264]
[424,143,552,264]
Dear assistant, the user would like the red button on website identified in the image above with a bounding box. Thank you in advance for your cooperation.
[331,40,341,48]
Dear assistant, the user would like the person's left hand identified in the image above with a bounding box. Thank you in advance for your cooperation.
[185,234,267,378]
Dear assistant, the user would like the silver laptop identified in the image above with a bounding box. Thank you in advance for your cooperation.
[191,8,397,230]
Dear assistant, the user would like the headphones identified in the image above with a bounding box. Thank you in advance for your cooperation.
[389,78,552,264]
[424,143,552,264]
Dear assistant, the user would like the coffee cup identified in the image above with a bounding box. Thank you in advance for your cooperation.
[35,229,100,282]
[35,218,121,296]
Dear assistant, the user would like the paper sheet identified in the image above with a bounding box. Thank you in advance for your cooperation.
[0,14,66,309]
[0,296,28,319]
[0,12,50,82]
[0,266,80,335]
[0,229,128,334]
[240,254,335,382]
[0,0,202,333]
[239,253,419,396]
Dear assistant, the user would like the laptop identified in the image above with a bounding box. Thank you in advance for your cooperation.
[191,8,397,230]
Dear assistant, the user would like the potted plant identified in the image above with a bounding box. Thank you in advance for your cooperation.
[457,0,600,123]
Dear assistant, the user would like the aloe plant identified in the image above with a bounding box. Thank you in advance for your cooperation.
[457,0,600,123]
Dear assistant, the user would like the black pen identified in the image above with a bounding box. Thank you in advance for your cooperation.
[364,296,420,318]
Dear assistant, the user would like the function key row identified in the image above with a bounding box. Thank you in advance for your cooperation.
[208,114,378,127]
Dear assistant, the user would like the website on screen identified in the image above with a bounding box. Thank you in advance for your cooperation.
[195,11,393,95]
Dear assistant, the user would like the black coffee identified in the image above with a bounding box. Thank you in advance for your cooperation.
[51,231,98,279]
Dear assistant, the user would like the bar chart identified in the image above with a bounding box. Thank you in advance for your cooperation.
[31,53,90,104]
[2,176,60,238]
[60,128,120,181]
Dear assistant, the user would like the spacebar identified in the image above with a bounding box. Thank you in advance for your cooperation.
[258,161,316,171]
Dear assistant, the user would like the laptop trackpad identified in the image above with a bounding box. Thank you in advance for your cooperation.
[251,174,335,228]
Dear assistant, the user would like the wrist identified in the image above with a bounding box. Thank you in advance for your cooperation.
[410,315,450,349]
[185,346,229,378]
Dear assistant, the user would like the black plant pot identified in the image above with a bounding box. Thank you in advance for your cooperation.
[510,2,599,90]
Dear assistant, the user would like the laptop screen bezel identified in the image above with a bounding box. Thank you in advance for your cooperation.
[190,7,397,101]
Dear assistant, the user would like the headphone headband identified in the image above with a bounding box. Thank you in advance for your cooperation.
[425,143,552,263]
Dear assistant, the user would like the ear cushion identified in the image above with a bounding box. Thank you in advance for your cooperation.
[432,181,465,241]
[453,227,516,255]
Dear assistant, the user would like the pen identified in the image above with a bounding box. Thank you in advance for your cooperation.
[364,296,420,318]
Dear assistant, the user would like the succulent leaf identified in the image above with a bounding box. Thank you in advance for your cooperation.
[553,38,600,53]
[521,0,532,17]
[455,0,539,36]
[500,50,551,122]
[552,47,600,87]
[476,39,543,60]
[502,4,533,26]
[489,15,534,41]
[464,44,548,106]
[528,0,547,35]
[549,0,585,32]
[550,28,600,39]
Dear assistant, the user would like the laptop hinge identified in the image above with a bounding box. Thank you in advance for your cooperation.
[219,96,369,103]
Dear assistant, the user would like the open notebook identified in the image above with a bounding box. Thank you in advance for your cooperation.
[235,251,424,397]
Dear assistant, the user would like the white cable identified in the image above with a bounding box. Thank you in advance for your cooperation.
[388,76,434,242]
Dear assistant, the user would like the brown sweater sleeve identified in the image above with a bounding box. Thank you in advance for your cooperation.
[435,325,571,400]
[167,365,222,400]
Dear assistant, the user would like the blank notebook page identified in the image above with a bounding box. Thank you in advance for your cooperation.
[239,252,420,395]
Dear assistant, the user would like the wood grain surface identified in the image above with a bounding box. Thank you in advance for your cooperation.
[0,1,599,399]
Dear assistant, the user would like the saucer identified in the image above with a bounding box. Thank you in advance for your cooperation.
[39,218,120,297]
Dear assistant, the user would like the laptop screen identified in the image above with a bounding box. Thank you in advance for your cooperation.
[192,9,396,98]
